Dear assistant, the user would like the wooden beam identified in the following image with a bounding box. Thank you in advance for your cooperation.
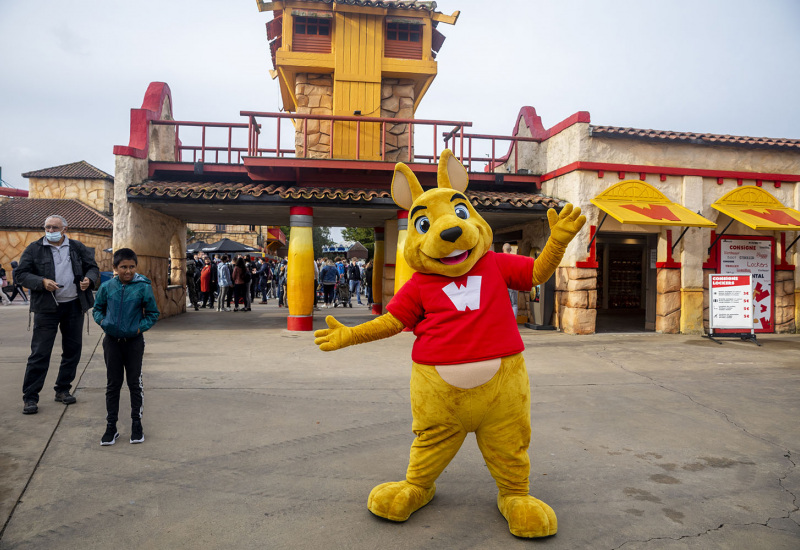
[333,3,387,16]
[256,1,284,13]
[432,10,460,25]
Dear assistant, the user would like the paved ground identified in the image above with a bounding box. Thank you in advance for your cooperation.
[0,298,798,549]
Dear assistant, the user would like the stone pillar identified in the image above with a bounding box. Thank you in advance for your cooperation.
[113,155,186,318]
[371,227,385,315]
[394,210,415,293]
[381,78,415,162]
[555,267,597,334]
[680,176,705,334]
[287,206,315,331]
[656,268,681,333]
[775,270,796,333]
[295,73,333,159]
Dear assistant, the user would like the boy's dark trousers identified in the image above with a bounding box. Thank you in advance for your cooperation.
[103,333,144,424]
[22,299,83,403]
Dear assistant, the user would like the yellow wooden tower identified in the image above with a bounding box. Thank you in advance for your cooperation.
[258,0,459,160]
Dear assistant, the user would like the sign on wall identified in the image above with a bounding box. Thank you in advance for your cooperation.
[718,237,774,332]
[709,274,753,330]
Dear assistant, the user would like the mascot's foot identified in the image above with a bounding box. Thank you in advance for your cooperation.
[497,493,557,538]
[368,481,436,522]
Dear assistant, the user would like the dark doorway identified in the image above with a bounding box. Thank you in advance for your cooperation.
[595,233,657,333]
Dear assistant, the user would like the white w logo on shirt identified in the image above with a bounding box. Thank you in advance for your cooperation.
[442,276,482,311]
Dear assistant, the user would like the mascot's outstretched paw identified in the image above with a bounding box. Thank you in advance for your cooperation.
[497,493,557,538]
[367,481,436,522]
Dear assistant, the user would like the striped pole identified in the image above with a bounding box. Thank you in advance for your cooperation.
[371,227,384,315]
[287,206,314,331]
[394,210,415,294]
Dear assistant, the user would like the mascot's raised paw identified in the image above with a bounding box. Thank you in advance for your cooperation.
[498,494,558,538]
[547,203,586,246]
[368,481,436,522]
[314,316,352,351]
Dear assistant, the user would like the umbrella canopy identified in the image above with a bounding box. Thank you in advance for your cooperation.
[201,238,258,254]
[187,241,209,253]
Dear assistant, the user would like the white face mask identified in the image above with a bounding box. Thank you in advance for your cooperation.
[45,231,62,242]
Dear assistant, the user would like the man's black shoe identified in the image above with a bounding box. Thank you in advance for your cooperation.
[100,425,119,446]
[23,400,38,415]
[54,391,77,404]
[130,420,144,444]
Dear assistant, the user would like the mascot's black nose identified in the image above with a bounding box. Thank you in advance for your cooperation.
[440,226,462,243]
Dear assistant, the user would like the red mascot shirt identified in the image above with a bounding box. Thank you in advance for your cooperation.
[387,251,535,365]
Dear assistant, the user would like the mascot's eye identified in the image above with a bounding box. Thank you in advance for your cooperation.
[454,204,470,220]
[415,216,431,234]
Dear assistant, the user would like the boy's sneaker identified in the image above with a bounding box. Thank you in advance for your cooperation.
[130,420,145,444]
[54,391,77,404]
[100,425,119,446]
[23,400,38,414]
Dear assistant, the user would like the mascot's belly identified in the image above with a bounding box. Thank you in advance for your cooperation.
[435,358,502,389]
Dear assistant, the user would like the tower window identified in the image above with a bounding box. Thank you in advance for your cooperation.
[294,16,332,53]
[385,21,423,59]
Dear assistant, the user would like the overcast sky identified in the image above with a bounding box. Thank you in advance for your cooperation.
[2,0,799,197]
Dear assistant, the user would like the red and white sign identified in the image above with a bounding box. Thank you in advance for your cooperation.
[718,237,774,332]
[709,274,753,330]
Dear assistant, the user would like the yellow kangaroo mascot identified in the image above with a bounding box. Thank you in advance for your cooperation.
[315,150,585,538]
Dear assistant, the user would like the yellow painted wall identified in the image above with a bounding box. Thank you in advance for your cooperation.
[332,12,383,159]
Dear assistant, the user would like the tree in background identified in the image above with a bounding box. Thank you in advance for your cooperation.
[280,226,335,257]
[342,227,375,260]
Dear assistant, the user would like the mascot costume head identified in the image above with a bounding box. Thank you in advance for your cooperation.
[315,150,585,538]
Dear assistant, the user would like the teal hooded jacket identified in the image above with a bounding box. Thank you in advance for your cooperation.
[93,273,160,338]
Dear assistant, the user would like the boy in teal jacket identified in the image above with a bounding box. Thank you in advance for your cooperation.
[93,248,159,445]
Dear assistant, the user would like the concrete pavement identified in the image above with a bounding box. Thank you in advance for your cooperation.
[0,299,798,549]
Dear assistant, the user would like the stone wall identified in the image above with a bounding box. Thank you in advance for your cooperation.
[295,73,333,159]
[381,78,415,162]
[554,266,597,334]
[775,270,796,333]
[29,177,114,215]
[137,255,185,319]
[0,229,113,282]
[656,268,681,333]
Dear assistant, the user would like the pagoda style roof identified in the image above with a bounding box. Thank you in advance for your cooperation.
[0,198,112,230]
[268,0,440,12]
[22,161,113,180]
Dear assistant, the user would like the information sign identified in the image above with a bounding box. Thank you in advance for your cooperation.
[718,237,773,332]
[709,274,753,330]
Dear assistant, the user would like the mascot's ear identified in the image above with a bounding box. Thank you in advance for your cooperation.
[392,162,424,211]
[437,149,469,192]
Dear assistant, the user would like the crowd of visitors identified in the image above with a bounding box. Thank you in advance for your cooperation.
[184,253,374,311]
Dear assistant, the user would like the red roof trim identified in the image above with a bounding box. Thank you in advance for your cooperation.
[487,107,591,171]
[0,188,29,197]
[113,82,173,159]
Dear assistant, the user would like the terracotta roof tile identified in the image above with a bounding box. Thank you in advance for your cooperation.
[0,198,113,230]
[590,126,800,150]
[22,161,113,180]
[128,181,560,210]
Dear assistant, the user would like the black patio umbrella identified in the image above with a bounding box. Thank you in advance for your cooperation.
[200,238,258,254]
[187,241,209,253]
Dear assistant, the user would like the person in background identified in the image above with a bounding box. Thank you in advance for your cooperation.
[257,259,271,304]
[185,252,199,311]
[199,257,216,308]
[502,243,519,318]
[217,255,233,312]
[347,258,363,305]
[231,257,247,312]
[320,259,338,309]
[16,214,99,415]
[364,260,373,307]
[4,261,29,303]
[0,263,11,305]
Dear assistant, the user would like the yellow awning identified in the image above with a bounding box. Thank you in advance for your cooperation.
[711,187,800,231]
[590,180,716,227]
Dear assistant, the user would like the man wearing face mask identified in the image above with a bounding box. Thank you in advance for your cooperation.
[15,215,99,415]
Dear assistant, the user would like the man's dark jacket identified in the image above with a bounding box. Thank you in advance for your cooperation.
[15,238,100,314]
